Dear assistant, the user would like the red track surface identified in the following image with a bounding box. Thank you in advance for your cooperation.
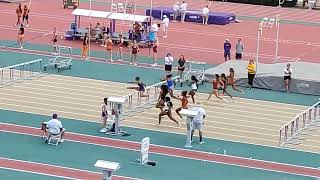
[1,0,320,64]
[1,123,320,178]
[0,157,133,180]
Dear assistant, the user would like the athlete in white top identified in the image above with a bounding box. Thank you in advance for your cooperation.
[161,15,170,38]
[180,1,187,22]
[191,106,206,144]
[284,63,293,93]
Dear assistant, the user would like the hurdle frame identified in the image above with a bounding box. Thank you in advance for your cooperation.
[279,98,320,146]
[0,59,42,87]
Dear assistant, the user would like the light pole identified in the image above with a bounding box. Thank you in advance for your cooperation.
[274,14,280,63]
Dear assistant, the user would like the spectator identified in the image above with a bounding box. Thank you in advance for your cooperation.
[22,5,30,27]
[151,37,159,67]
[81,33,89,59]
[100,97,109,133]
[46,114,65,143]
[177,55,186,86]
[129,40,139,66]
[201,5,209,25]
[173,1,180,22]
[16,4,22,26]
[164,53,174,76]
[51,27,58,55]
[161,15,169,38]
[235,38,244,60]
[247,59,256,90]
[224,39,231,61]
[17,24,24,49]
[180,1,188,23]
[118,34,124,61]
[191,104,206,144]
[106,36,113,61]
[284,63,293,93]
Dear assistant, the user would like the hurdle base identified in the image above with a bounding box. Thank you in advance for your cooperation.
[131,159,157,167]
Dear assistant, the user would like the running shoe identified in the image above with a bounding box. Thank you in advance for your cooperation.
[58,139,64,143]
[199,141,204,144]
[100,128,108,133]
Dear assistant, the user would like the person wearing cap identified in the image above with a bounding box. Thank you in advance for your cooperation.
[224,39,232,61]
[173,1,180,22]
[164,53,174,76]
[191,104,206,144]
[180,1,188,22]
[161,15,170,38]
[46,114,65,143]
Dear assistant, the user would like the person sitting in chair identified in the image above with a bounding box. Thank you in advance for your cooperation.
[46,114,65,143]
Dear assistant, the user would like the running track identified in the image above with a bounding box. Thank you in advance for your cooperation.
[1,122,320,178]
[0,157,135,180]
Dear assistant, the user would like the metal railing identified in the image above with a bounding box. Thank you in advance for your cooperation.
[279,99,320,146]
[0,59,42,87]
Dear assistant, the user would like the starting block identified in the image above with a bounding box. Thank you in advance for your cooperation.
[94,160,120,180]
[180,109,199,148]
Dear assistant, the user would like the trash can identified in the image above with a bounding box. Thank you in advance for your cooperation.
[63,0,79,9]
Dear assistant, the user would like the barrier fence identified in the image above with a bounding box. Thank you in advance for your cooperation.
[117,76,179,117]
[0,59,42,87]
[279,99,320,146]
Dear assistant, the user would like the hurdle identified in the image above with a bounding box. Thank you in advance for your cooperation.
[43,45,73,72]
[94,160,120,180]
[181,61,206,84]
[121,76,179,117]
[279,99,320,146]
[180,109,199,148]
[0,59,42,87]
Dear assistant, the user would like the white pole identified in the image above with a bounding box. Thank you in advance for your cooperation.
[88,0,92,59]
[274,14,280,63]
[256,22,262,73]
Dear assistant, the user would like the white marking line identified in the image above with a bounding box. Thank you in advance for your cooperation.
[1,123,319,178]
[0,157,141,180]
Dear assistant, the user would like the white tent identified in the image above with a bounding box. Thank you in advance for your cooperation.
[71,9,149,22]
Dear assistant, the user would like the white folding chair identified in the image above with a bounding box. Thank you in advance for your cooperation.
[48,132,62,146]
[118,3,125,13]
[111,3,118,12]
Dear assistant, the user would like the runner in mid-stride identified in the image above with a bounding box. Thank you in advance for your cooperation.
[126,76,149,97]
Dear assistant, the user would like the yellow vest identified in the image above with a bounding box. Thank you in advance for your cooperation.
[247,64,256,74]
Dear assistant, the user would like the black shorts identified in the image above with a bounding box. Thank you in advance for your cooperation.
[23,15,29,20]
[178,67,185,72]
[165,64,172,71]
[284,75,291,80]
[235,53,242,60]
[224,52,230,57]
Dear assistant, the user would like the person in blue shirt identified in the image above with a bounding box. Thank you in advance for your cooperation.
[224,39,231,62]
[166,75,179,100]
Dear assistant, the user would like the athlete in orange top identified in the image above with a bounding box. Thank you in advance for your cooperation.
[176,91,189,118]
[206,74,224,101]
[106,36,113,61]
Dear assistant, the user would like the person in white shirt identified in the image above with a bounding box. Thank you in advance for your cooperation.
[164,53,174,76]
[201,5,210,25]
[191,105,206,144]
[284,63,293,93]
[235,38,244,60]
[180,1,187,22]
[161,15,169,38]
[173,1,180,22]
[46,114,65,143]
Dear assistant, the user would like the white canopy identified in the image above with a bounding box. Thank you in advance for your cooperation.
[71,9,149,22]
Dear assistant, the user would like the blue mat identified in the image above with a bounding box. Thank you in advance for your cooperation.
[146,7,236,25]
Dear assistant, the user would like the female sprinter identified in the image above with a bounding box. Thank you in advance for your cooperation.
[188,75,198,104]
[207,74,224,101]
[227,68,244,93]
[158,97,181,126]
[176,91,189,118]
[157,84,169,112]
[126,76,149,97]
[220,73,233,100]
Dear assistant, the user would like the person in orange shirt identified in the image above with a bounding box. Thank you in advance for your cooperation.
[247,59,256,90]
[81,33,89,59]
[106,36,113,61]
[176,91,189,118]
